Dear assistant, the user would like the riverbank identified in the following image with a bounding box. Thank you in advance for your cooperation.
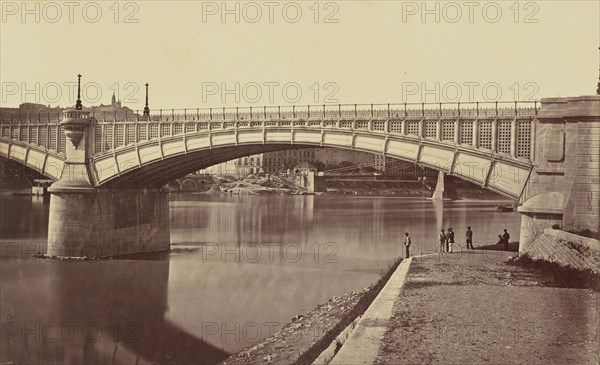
[167,174,507,200]
[220,259,402,365]
[372,250,599,365]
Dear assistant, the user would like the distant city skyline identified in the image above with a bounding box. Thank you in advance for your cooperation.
[1,1,598,109]
[0,92,133,112]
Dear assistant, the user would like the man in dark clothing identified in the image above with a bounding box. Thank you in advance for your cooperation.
[447,228,455,253]
[465,227,474,249]
[404,232,411,258]
[438,229,446,253]
[502,229,510,251]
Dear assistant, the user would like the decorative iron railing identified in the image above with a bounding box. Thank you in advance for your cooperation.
[0,101,538,160]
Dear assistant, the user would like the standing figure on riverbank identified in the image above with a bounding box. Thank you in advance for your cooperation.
[502,229,510,251]
[465,227,474,249]
[438,229,446,253]
[447,228,455,253]
[404,232,411,258]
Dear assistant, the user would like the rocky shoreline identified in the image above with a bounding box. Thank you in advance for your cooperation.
[220,258,402,365]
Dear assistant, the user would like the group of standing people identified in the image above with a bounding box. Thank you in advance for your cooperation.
[437,227,510,253]
[403,227,511,258]
[438,228,459,253]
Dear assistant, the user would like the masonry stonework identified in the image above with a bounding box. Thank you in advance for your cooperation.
[563,120,600,231]
[45,104,171,257]
[523,228,600,273]
[518,96,600,250]
[47,190,170,257]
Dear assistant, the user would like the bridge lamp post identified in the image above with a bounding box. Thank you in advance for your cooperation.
[50,74,94,190]
[143,83,150,118]
[75,73,83,110]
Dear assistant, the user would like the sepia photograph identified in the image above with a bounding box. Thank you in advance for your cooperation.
[0,1,599,364]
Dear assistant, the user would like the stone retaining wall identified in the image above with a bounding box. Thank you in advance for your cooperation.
[522,228,600,273]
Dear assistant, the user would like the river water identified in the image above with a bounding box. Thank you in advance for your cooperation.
[0,194,520,365]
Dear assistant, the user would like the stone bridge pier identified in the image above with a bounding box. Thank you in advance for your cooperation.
[518,96,599,250]
[46,107,170,257]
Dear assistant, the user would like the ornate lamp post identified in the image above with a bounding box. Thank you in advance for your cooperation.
[143,83,150,117]
[75,73,83,110]
[61,74,91,148]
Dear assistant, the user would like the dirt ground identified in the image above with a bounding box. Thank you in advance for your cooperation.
[376,251,599,365]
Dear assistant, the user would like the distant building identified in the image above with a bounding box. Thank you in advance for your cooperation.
[0,102,62,114]
[19,103,58,111]
[233,155,260,176]
[112,93,121,108]
[260,148,376,174]
[374,154,386,171]
[203,148,377,177]
[314,149,373,167]
[1,96,135,119]
[90,93,135,117]
[261,149,316,173]
[200,159,237,176]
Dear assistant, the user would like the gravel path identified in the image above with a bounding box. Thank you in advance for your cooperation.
[376,250,599,365]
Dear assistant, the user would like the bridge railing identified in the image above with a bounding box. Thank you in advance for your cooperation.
[83,101,536,161]
[0,101,538,125]
[0,101,538,161]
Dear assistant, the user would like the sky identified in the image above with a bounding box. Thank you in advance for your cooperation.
[1,0,599,110]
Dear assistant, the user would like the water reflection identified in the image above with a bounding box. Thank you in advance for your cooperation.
[0,194,49,241]
[1,194,520,364]
[0,253,230,365]
[433,200,444,232]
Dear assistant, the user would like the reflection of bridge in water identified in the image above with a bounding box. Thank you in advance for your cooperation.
[0,77,598,258]
[0,254,230,364]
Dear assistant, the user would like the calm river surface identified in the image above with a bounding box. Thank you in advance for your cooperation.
[0,194,520,365]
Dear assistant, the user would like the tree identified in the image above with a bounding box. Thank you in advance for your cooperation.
[312,161,326,171]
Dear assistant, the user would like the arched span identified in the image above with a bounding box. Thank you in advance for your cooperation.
[0,141,64,181]
[179,179,197,190]
[98,144,313,188]
[92,127,533,199]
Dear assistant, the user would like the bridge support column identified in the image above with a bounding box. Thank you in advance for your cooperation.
[517,192,565,251]
[431,170,445,201]
[47,189,170,257]
[517,95,600,252]
[46,106,170,257]
[306,171,315,193]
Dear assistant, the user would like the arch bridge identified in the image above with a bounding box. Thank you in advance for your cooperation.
[1,97,598,257]
[1,101,536,198]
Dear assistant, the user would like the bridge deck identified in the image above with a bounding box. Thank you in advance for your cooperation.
[0,102,537,200]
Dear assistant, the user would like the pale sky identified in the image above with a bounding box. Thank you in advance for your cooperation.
[1,0,598,110]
